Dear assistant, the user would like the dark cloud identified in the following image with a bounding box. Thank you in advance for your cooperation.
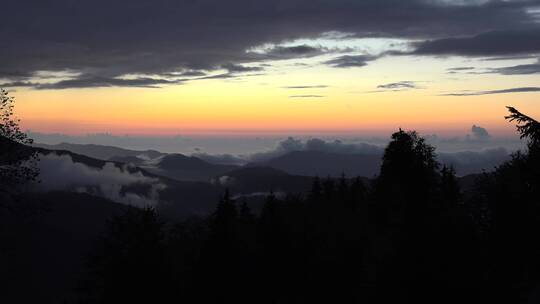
[289,95,325,98]
[197,71,264,81]
[198,73,237,80]
[21,76,180,90]
[221,63,264,73]
[446,67,475,73]
[254,45,328,59]
[324,55,377,68]
[412,29,540,57]
[0,81,36,88]
[442,87,540,96]
[488,58,540,75]
[1,0,537,88]
[447,67,475,71]
[283,85,328,89]
[377,81,418,90]
[188,64,266,81]
[1,76,181,89]
[165,70,207,77]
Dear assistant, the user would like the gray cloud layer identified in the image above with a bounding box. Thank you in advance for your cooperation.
[1,0,539,88]
[412,29,540,57]
[254,45,329,60]
[40,77,181,89]
[324,55,378,68]
[442,87,540,96]
[377,81,419,91]
[488,58,540,75]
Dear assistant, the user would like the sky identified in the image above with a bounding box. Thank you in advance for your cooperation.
[2,0,540,140]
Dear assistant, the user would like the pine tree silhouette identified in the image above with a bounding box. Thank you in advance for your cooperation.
[81,207,174,303]
[505,106,540,149]
[440,165,460,206]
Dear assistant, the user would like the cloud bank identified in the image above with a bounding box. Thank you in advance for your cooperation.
[442,87,540,96]
[412,29,540,57]
[1,0,538,88]
[488,58,540,75]
[323,55,378,68]
[35,153,166,207]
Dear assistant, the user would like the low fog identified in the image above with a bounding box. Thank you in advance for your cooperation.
[34,153,166,207]
[196,134,517,176]
[31,124,526,176]
[29,126,524,156]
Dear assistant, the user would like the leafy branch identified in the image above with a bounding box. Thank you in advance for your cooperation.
[505,106,540,148]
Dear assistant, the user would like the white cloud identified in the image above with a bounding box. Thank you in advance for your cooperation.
[35,153,166,207]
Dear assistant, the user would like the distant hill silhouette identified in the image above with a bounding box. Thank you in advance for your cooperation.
[35,147,162,178]
[251,150,382,178]
[32,147,224,218]
[34,142,165,161]
[35,143,242,182]
[108,155,146,165]
[34,142,510,178]
[146,154,240,182]
[252,150,508,177]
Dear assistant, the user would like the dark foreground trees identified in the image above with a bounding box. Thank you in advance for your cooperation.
[0,89,39,192]
[79,207,177,304]
[476,106,540,302]
[79,107,540,304]
[0,89,41,303]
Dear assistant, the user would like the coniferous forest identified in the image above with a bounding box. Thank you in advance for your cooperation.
[1,87,540,303]
[60,108,540,303]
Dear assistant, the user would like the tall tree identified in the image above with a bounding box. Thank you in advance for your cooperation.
[376,129,440,224]
[209,189,238,245]
[0,89,39,191]
[375,129,442,303]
